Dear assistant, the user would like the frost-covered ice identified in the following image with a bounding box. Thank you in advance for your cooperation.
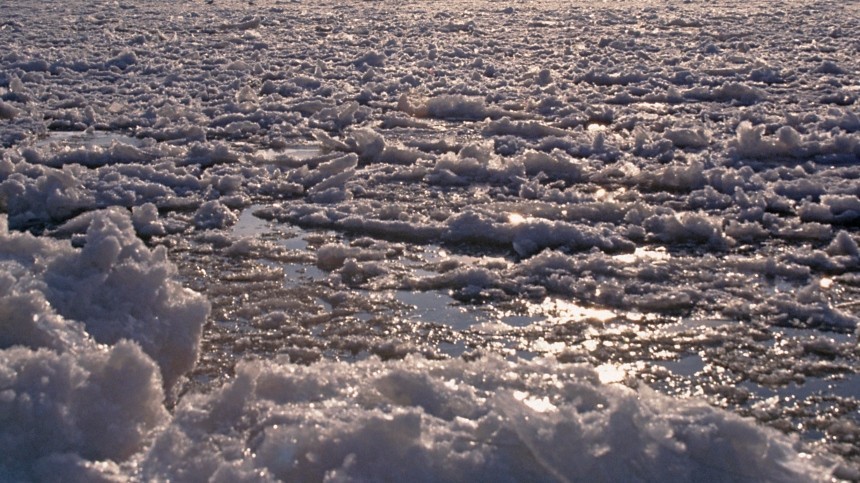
[1,0,859,480]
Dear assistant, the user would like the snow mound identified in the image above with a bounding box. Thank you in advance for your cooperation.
[400,93,508,121]
[141,355,835,482]
[194,200,238,230]
[444,211,634,256]
[0,211,210,390]
[733,121,860,160]
[0,343,167,479]
[0,211,209,479]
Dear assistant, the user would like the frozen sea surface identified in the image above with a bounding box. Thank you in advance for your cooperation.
[1,0,859,480]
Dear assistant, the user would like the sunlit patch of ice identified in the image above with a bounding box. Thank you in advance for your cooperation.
[507,213,526,226]
[513,390,558,413]
[612,247,671,265]
[596,364,628,384]
[586,122,608,133]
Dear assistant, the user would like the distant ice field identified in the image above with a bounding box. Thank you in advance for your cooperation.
[1,0,859,480]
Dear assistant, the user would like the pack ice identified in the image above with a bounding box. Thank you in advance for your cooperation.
[1,0,858,480]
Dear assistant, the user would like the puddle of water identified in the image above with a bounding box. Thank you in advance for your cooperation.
[764,277,802,296]
[411,268,440,278]
[396,290,489,331]
[829,373,860,398]
[283,263,327,285]
[657,353,705,377]
[439,339,468,358]
[316,297,333,312]
[773,326,856,344]
[659,318,734,334]
[502,314,542,327]
[280,235,308,251]
[35,131,145,149]
[232,205,272,238]
[741,372,860,401]
[233,205,317,252]
[414,245,451,264]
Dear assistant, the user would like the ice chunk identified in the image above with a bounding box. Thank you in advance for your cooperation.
[0,342,167,478]
[132,203,167,237]
[769,284,858,329]
[826,231,859,257]
[579,70,647,86]
[635,160,705,192]
[21,140,153,168]
[354,51,386,69]
[0,165,96,228]
[814,61,847,75]
[445,210,633,256]
[220,16,261,31]
[0,101,20,120]
[482,118,568,139]
[644,212,730,249]
[733,121,860,159]
[663,127,710,149]
[105,50,137,70]
[429,142,524,184]
[140,355,836,482]
[734,122,802,158]
[520,149,582,182]
[194,200,238,230]
[685,82,767,105]
[400,93,508,121]
[1,211,209,389]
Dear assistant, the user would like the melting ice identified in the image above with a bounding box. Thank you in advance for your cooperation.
[1,0,859,480]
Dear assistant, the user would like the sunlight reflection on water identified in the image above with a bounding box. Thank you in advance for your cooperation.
[529,298,616,323]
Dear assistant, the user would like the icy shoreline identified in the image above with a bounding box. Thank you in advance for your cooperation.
[2,0,859,479]
[0,209,844,480]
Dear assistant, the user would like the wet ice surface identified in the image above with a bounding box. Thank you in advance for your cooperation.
[2,0,860,480]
